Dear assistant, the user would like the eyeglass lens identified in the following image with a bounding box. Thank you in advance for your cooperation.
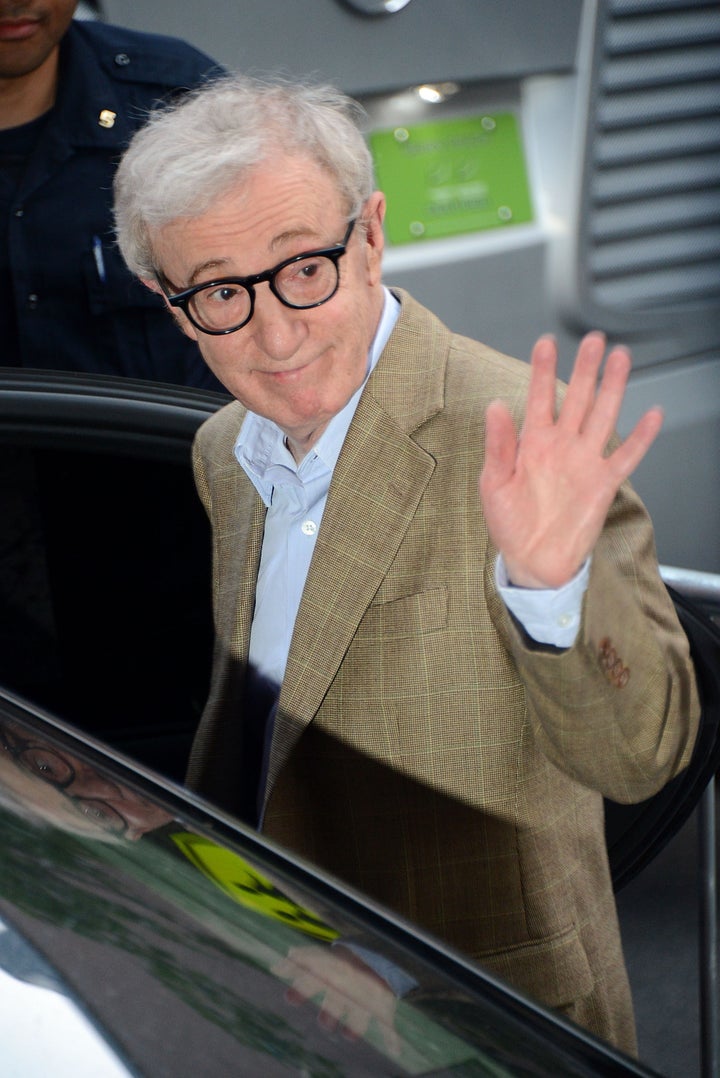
[16,744,74,787]
[190,253,340,332]
[4,734,128,836]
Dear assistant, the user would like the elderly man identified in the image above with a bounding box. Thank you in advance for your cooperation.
[113,75,699,1052]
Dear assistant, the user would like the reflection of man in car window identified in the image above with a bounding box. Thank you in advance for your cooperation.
[0,717,409,1058]
[0,720,172,840]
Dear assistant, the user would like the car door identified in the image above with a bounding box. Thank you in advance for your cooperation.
[0,369,228,781]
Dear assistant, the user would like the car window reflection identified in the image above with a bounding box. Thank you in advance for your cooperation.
[0,712,639,1076]
[0,717,490,1073]
[0,719,173,840]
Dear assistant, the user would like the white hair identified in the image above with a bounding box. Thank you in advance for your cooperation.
[113,74,376,279]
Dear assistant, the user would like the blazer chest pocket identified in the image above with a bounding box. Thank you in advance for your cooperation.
[362,587,448,639]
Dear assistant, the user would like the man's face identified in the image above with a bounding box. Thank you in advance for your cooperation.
[0,722,173,841]
[0,1,77,80]
[151,155,386,457]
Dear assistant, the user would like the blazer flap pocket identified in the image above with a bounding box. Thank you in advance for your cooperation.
[364,587,448,638]
[481,924,594,1009]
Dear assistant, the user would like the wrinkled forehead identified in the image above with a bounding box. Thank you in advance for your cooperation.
[150,151,347,236]
[149,157,351,280]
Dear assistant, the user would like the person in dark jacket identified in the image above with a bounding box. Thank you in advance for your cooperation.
[0,1,226,388]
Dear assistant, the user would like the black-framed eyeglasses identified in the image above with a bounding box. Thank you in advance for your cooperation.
[0,724,128,837]
[159,219,356,336]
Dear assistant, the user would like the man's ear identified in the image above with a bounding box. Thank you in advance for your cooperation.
[141,277,199,341]
[360,191,386,287]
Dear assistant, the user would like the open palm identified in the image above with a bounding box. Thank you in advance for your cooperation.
[479,332,664,590]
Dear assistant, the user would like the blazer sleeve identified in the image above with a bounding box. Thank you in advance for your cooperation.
[489,476,700,804]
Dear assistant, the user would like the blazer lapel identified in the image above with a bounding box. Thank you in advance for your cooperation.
[212,464,266,662]
[265,291,449,796]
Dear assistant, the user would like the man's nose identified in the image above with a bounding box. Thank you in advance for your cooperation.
[249,284,307,361]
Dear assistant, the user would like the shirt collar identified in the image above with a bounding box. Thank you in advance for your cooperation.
[235,287,400,504]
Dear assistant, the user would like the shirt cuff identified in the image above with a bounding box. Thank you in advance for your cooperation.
[332,941,418,997]
[495,556,591,648]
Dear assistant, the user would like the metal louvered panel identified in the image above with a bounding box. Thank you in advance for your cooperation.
[591,190,720,238]
[593,155,720,201]
[603,43,720,88]
[598,81,720,126]
[605,9,720,51]
[576,0,720,325]
[596,117,720,167]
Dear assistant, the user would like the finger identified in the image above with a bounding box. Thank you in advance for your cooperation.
[581,344,632,446]
[480,400,518,497]
[318,1006,341,1033]
[317,990,349,1031]
[523,334,559,429]
[557,331,607,432]
[281,970,321,1002]
[607,406,664,482]
[343,1011,402,1057]
[338,1005,368,1041]
[379,1022,403,1058]
[342,1005,403,1057]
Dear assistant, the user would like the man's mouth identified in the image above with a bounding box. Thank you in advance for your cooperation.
[264,360,313,381]
[0,17,41,41]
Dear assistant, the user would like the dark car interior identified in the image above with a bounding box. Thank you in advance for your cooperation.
[0,446,214,781]
[0,379,219,784]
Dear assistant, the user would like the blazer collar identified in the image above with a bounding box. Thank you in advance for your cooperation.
[361,288,450,435]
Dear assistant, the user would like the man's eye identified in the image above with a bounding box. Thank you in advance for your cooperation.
[297,261,321,279]
[207,285,240,303]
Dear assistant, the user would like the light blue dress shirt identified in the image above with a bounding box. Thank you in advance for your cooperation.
[235,289,401,691]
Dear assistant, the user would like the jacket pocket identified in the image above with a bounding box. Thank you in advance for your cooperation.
[362,587,448,638]
[478,923,594,1009]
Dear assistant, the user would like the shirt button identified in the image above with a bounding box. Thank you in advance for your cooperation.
[557,613,574,628]
[301,519,317,536]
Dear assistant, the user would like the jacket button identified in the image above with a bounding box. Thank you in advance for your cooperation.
[114,52,131,66]
[27,293,38,309]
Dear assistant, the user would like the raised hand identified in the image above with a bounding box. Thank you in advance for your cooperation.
[479,332,663,590]
[272,944,402,1056]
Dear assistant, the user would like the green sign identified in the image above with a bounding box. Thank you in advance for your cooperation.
[368,112,534,245]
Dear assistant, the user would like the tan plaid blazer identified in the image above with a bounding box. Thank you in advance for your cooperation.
[187,290,699,1052]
